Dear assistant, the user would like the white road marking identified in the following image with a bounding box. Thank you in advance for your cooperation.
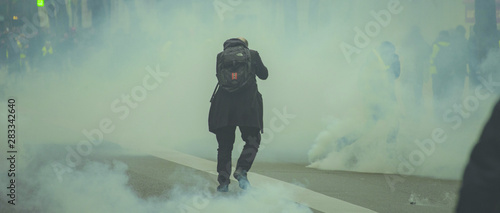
[148,149,377,213]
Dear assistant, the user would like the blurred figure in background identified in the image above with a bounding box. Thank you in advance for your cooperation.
[40,41,54,72]
[429,31,453,117]
[449,25,468,101]
[363,41,401,121]
[5,29,16,75]
[10,35,25,76]
[468,25,484,89]
[353,41,401,154]
[400,26,431,114]
[374,41,401,144]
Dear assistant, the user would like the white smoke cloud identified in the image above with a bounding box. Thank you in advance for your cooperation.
[0,1,496,211]
[0,153,313,213]
[308,42,500,180]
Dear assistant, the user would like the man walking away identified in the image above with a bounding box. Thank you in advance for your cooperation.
[208,37,268,192]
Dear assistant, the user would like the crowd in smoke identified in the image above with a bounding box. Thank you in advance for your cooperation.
[0,25,101,76]
[390,24,499,121]
[0,1,499,212]
[308,21,500,179]
[429,25,498,117]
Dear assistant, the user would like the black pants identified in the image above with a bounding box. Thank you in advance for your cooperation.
[215,126,261,185]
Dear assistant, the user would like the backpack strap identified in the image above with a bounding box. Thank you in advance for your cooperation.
[210,83,219,102]
[247,48,252,74]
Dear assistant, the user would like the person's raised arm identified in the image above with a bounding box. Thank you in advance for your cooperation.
[254,51,268,80]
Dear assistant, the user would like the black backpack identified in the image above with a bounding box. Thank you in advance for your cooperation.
[216,45,253,93]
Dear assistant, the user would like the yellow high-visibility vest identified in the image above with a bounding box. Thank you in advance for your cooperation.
[42,46,53,56]
[372,49,390,71]
[16,40,26,59]
[429,41,450,74]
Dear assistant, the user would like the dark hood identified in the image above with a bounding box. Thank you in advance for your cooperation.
[223,38,247,50]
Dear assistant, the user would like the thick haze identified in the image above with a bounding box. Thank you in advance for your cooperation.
[0,0,499,211]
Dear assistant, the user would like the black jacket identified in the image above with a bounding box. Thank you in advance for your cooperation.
[456,99,500,212]
[208,38,268,133]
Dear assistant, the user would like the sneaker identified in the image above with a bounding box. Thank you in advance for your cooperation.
[217,184,228,192]
[233,169,250,190]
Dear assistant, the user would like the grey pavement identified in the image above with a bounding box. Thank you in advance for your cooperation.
[0,145,461,213]
[104,153,460,213]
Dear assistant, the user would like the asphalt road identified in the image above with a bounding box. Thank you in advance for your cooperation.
[106,153,460,213]
[0,146,461,213]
